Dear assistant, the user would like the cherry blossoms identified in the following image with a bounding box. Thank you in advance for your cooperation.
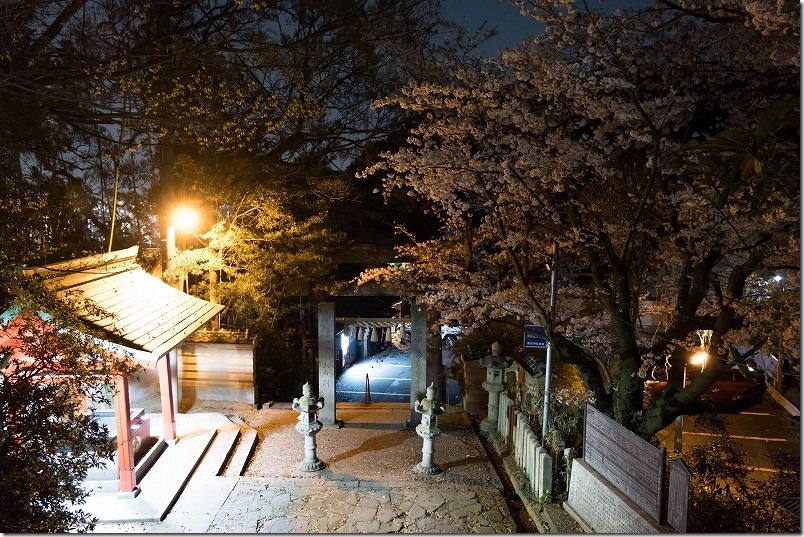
[360,0,799,438]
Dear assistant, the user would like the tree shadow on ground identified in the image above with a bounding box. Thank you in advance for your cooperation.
[325,429,415,465]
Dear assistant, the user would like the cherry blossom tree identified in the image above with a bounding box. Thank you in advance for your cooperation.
[360,0,799,438]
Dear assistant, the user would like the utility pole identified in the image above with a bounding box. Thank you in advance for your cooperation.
[542,241,559,441]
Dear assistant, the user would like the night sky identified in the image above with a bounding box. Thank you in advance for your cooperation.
[442,0,656,56]
[441,0,543,54]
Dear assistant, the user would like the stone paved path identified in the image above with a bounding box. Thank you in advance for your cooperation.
[91,403,519,533]
[207,479,515,533]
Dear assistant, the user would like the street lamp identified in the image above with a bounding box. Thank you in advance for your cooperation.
[673,349,708,454]
[165,205,200,292]
[173,206,200,233]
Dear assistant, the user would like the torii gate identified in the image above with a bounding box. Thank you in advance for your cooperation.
[317,302,428,427]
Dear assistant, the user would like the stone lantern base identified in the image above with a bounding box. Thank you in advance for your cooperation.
[414,462,442,475]
[299,459,326,472]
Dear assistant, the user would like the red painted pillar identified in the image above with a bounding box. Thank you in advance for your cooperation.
[113,375,137,493]
[158,352,177,442]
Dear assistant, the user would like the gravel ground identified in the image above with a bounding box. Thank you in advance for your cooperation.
[180,399,503,488]
[543,502,583,533]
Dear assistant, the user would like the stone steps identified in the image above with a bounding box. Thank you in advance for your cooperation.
[82,428,218,523]
[192,415,259,478]
[195,427,241,476]
[223,428,258,477]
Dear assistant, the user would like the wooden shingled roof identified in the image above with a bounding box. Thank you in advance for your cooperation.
[23,246,224,360]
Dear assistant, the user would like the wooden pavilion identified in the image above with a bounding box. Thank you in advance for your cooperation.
[2,246,223,495]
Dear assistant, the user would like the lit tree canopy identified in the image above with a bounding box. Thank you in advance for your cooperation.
[360,0,799,438]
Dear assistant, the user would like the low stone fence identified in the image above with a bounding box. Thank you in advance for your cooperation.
[494,392,553,498]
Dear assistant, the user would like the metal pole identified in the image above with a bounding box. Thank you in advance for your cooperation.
[674,363,687,453]
[541,241,559,441]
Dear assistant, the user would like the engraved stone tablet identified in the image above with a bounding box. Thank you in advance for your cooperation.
[582,404,665,522]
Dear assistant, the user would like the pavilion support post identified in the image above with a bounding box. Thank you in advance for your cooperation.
[158,353,177,443]
[113,375,139,497]
[408,304,428,427]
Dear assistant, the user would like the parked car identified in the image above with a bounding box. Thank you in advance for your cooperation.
[401,324,462,349]
[441,325,461,350]
[645,364,766,413]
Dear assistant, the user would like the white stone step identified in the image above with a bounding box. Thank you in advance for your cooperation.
[195,427,241,476]
[223,428,258,477]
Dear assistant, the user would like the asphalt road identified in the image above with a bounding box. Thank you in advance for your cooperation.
[336,346,412,403]
[656,393,800,482]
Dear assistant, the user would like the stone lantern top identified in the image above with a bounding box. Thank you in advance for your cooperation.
[481,341,512,370]
[416,382,446,418]
[292,382,324,411]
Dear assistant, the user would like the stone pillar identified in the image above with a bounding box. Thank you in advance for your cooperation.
[461,357,488,414]
[317,302,337,426]
[414,382,446,475]
[479,342,512,434]
[113,375,139,497]
[408,304,428,427]
[158,353,177,442]
[426,308,444,396]
[292,383,325,471]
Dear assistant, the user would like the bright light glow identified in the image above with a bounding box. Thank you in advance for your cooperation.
[690,351,708,365]
[340,332,349,356]
[773,275,783,282]
[173,206,200,232]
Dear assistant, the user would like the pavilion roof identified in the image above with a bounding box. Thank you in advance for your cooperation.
[22,246,223,362]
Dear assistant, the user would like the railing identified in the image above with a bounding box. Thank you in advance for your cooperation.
[496,392,553,497]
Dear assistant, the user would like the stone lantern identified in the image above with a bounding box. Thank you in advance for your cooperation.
[414,382,447,475]
[479,341,512,434]
[291,382,326,471]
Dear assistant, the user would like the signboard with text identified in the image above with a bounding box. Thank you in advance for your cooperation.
[667,458,691,533]
[582,404,666,523]
[524,325,548,349]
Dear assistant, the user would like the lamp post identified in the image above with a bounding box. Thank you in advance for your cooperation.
[165,206,199,292]
[673,350,708,454]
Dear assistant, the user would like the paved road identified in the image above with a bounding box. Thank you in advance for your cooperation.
[335,344,462,405]
[336,346,411,403]
[656,392,800,481]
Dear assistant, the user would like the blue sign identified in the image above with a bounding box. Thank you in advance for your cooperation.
[524,325,548,349]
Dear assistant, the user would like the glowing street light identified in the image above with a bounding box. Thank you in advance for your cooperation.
[690,351,708,369]
[674,348,709,454]
[173,206,200,233]
[165,205,200,292]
